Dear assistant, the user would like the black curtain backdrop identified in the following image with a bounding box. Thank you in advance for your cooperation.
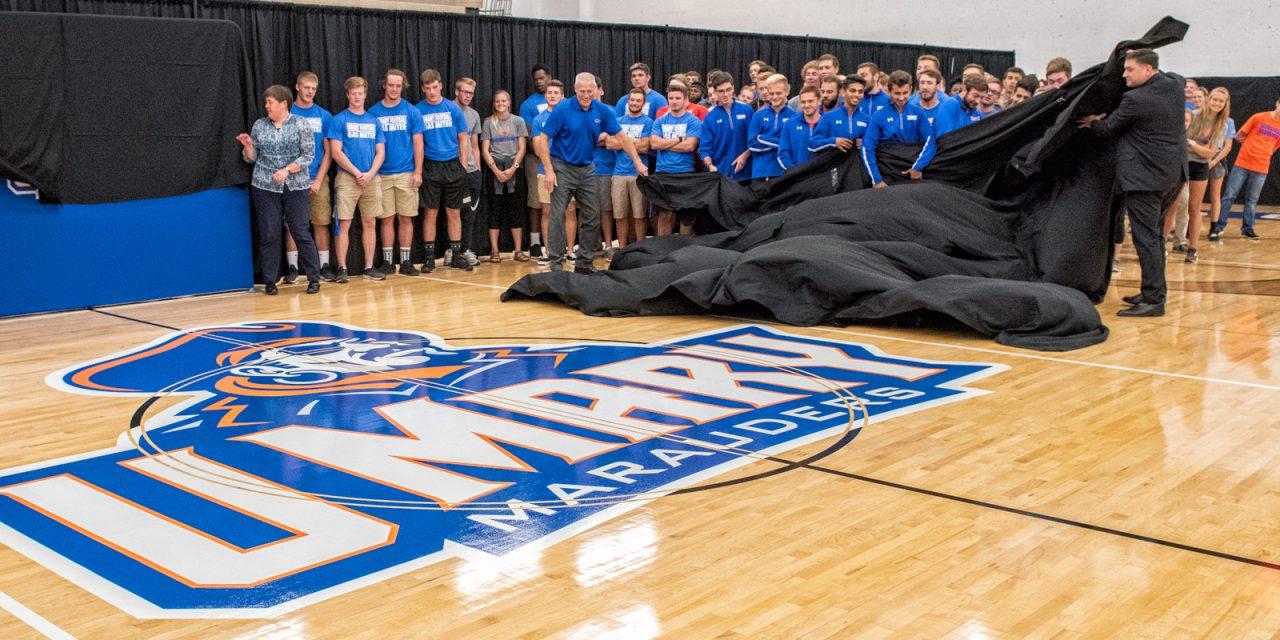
[1,0,1014,113]
[1195,76,1280,207]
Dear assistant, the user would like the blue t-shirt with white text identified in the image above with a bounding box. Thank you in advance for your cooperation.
[652,111,702,174]
[326,109,385,174]
[613,114,653,177]
[416,99,468,162]
[290,103,332,179]
[369,99,425,175]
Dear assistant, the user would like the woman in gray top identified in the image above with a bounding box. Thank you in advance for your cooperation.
[480,90,529,262]
[236,85,321,294]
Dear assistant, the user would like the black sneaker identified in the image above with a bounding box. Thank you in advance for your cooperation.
[320,263,336,282]
[1185,248,1198,263]
[335,267,349,284]
[573,264,597,275]
[264,283,278,295]
[399,260,419,276]
[529,243,543,258]
[1171,243,1188,254]
[1208,229,1221,241]
[306,281,321,294]
[1243,228,1260,240]
[283,265,299,284]
[421,259,435,273]
[449,253,474,272]
[364,266,386,281]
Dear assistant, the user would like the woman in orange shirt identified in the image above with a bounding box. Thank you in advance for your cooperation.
[1209,98,1280,240]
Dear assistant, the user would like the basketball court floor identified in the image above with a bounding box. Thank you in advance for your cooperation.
[1,221,1279,639]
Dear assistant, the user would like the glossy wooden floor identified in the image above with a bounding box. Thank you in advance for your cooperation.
[3,220,1280,639]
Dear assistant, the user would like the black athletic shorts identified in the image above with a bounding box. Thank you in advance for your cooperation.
[1188,161,1209,181]
[423,158,467,210]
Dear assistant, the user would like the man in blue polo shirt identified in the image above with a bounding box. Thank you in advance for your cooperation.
[519,64,552,258]
[417,68,472,272]
[615,62,668,118]
[289,71,335,281]
[369,68,425,276]
[650,80,703,236]
[536,72,647,273]
[778,86,823,171]
[747,73,798,184]
[326,76,386,284]
[861,71,936,189]
[699,70,754,183]
[610,88,653,247]
[808,76,870,156]
[933,75,988,137]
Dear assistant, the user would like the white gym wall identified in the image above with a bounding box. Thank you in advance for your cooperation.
[508,0,1279,77]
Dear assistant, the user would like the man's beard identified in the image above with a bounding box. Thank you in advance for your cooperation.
[822,97,837,110]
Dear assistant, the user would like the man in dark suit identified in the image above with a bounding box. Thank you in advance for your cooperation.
[1080,48,1186,317]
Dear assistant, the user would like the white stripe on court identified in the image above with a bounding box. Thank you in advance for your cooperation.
[0,591,77,640]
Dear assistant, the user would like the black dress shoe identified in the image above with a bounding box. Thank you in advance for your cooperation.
[1117,302,1164,317]
[264,283,278,296]
[306,281,320,294]
[573,264,597,275]
[1122,294,1145,305]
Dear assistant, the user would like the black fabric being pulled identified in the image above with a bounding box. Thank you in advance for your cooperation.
[502,18,1190,352]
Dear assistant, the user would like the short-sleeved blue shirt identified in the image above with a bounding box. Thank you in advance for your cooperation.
[326,109,385,174]
[416,98,468,162]
[368,99,425,174]
[613,114,653,177]
[290,103,332,179]
[540,98,622,167]
[652,111,702,174]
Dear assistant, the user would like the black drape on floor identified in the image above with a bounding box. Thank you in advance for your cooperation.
[503,18,1194,352]
[0,11,253,203]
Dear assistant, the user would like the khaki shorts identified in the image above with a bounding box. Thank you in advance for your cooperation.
[611,175,646,219]
[380,171,419,217]
[525,161,542,208]
[334,172,384,220]
[310,174,332,225]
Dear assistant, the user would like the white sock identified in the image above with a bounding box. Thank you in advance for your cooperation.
[319,250,330,265]
[382,247,392,263]
[400,247,410,262]
[530,232,542,246]
[287,251,298,268]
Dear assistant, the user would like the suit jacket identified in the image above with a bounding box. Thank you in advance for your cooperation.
[1092,71,1187,193]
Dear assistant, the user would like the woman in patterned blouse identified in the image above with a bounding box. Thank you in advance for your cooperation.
[236,85,322,295]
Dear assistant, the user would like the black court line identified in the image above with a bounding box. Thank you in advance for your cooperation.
[87,307,1280,572]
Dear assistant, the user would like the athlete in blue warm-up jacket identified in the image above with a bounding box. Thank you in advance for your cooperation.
[746,74,798,181]
[856,62,891,117]
[777,87,824,170]
[932,75,988,138]
[860,71,936,188]
[809,76,871,154]
[908,69,951,127]
[698,70,755,182]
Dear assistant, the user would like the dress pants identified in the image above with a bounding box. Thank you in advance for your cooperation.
[252,185,320,284]
[1124,190,1166,305]
[548,158,599,271]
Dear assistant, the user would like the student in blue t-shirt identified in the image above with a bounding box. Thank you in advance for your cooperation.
[778,87,823,171]
[288,71,335,281]
[519,63,552,257]
[747,74,799,183]
[591,76,618,255]
[325,76,385,283]
[808,76,870,156]
[649,81,703,236]
[699,70,754,183]
[614,62,668,119]
[860,71,936,189]
[368,69,426,277]
[416,68,473,272]
[610,88,653,247]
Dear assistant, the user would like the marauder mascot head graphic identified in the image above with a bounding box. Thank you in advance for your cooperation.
[0,321,1003,617]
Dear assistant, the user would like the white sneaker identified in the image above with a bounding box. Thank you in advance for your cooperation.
[443,248,453,264]
[463,250,479,266]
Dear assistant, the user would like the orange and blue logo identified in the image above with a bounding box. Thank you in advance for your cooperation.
[0,322,1004,618]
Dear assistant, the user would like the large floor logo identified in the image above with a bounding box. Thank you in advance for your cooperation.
[0,322,1004,618]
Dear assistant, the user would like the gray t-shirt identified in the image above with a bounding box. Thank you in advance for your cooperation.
[461,105,481,173]
[480,115,528,164]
